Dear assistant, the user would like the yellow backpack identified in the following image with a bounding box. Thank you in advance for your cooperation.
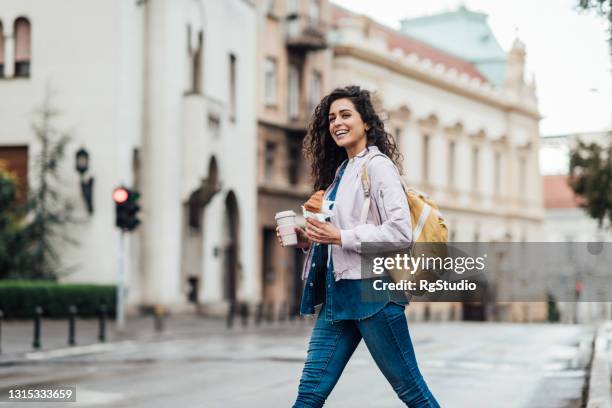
[360,154,448,292]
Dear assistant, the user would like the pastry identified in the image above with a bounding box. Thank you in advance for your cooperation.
[304,190,324,213]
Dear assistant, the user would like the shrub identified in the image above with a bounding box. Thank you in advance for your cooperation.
[0,280,116,318]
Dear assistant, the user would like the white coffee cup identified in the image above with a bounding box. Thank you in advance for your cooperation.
[275,210,298,246]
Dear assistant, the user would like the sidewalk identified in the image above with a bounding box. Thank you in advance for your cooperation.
[0,313,314,364]
[586,321,612,408]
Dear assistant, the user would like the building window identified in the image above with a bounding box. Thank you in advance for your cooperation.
[471,146,479,192]
[309,70,322,112]
[264,57,277,106]
[448,140,455,187]
[228,54,237,121]
[186,25,204,94]
[288,64,299,120]
[14,17,31,78]
[0,20,4,77]
[192,29,204,93]
[422,134,430,182]
[264,141,276,181]
[494,151,501,195]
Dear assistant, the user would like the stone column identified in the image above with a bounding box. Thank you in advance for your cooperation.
[140,0,184,308]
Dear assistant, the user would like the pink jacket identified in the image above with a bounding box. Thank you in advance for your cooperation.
[302,146,413,281]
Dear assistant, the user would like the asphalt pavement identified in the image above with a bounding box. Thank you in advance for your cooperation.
[0,313,604,407]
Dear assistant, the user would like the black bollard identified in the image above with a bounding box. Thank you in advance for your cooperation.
[0,309,3,355]
[255,303,263,326]
[98,304,107,342]
[226,302,236,329]
[240,303,249,327]
[154,305,165,333]
[279,302,288,323]
[68,305,77,346]
[33,306,42,350]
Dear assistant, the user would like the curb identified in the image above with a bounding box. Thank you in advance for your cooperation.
[0,320,314,366]
[586,322,612,408]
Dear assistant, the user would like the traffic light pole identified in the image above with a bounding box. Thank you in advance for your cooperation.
[117,230,126,332]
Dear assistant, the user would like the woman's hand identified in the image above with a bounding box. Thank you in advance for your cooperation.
[276,225,311,249]
[305,218,342,246]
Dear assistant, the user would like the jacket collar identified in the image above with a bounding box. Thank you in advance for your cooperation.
[333,145,379,178]
[327,146,380,192]
[348,145,379,165]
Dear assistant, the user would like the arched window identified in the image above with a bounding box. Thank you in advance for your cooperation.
[14,17,31,77]
[0,21,4,77]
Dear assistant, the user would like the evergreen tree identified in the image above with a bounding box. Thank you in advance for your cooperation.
[21,93,76,280]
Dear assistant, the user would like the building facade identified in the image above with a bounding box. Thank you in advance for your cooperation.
[255,0,332,315]
[0,0,258,313]
[330,5,545,322]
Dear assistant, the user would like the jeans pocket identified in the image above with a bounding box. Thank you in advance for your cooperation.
[382,302,406,321]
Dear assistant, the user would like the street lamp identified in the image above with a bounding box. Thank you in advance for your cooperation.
[75,147,94,214]
[75,148,89,174]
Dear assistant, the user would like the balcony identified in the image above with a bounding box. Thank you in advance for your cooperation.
[286,14,327,52]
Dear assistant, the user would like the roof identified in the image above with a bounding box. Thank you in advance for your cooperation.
[543,175,585,209]
[330,4,489,84]
[399,6,488,28]
[398,6,506,86]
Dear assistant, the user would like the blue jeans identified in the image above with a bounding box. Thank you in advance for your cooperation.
[293,303,439,407]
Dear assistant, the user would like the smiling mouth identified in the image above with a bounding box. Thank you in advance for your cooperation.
[335,130,348,137]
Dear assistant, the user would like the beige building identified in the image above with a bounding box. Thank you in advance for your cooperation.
[329,5,546,322]
[255,0,332,315]
[252,3,547,322]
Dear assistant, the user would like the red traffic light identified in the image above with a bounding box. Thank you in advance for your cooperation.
[113,187,129,204]
[575,281,584,293]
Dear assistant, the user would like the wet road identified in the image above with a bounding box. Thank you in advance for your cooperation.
[0,320,595,407]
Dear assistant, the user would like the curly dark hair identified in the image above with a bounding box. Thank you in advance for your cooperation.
[303,85,403,191]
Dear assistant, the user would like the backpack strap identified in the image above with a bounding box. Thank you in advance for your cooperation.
[413,202,431,242]
[359,153,390,224]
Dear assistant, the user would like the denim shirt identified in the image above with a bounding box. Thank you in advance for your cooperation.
[299,161,408,321]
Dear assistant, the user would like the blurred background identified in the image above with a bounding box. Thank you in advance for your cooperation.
[0,0,611,407]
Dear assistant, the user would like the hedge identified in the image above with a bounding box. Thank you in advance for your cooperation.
[0,280,116,318]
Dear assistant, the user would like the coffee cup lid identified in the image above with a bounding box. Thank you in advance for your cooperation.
[275,210,296,219]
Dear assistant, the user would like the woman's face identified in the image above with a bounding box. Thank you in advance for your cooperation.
[328,98,368,149]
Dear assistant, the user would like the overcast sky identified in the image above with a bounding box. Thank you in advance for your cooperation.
[332,0,612,137]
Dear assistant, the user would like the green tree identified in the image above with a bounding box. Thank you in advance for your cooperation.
[20,93,76,280]
[568,140,612,228]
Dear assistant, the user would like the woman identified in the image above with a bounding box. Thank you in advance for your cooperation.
[278,86,439,407]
